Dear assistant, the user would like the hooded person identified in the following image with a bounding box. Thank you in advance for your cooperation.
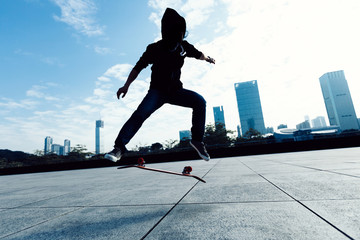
[161,8,186,51]
[105,8,215,162]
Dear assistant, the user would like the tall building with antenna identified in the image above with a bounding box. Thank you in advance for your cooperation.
[95,120,104,154]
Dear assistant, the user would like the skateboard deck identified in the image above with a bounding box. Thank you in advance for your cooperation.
[117,158,206,183]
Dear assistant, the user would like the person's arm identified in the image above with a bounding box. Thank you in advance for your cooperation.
[116,68,139,99]
[200,53,215,64]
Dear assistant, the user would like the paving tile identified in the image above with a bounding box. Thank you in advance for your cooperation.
[3,206,170,240]
[146,202,348,240]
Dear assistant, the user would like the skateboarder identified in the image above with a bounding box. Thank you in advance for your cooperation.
[105,8,215,162]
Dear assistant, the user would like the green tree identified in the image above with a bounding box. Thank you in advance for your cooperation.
[33,149,44,156]
[204,123,234,146]
[163,139,178,150]
[69,144,91,159]
[151,142,163,152]
[176,138,191,149]
[243,128,262,139]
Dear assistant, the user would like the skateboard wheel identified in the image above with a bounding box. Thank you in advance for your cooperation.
[182,166,192,174]
[137,157,145,166]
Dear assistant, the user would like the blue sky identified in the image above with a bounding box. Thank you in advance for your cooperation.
[1,0,360,153]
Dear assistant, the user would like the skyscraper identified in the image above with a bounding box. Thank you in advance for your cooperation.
[44,136,53,155]
[319,70,359,131]
[95,120,104,154]
[311,116,327,128]
[234,80,266,136]
[51,144,63,155]
[213,106,226,129]
[64,139,71,155]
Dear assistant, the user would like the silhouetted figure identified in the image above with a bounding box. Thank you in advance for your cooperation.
[105,8,215,162]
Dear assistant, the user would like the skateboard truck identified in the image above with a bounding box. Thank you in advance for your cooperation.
[182,166,192,174]
[137,157,145,166]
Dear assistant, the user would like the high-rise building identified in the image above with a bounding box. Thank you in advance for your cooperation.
[311,116,327,128]
[179,130,191,141]
[51,144,63,155]
[319,70,359,131]
[64,139,71,155]
[296,120,311,130]
[44,136,53,155]
[234,80,266,136]
[95,120,104,154]
[213,106,226,129]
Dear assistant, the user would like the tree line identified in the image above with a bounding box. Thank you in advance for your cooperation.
[131,123,268,154]
[0,123,268,169]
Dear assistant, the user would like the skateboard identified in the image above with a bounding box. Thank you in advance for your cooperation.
[117,158,206,183]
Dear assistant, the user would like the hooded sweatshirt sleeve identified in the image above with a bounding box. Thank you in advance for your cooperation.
[182,41,202,59]
[133,44,154,73]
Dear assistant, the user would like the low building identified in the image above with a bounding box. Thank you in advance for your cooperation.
[274,126,340,142]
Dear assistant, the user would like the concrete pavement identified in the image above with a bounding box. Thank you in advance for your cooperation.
[1,147,359,239]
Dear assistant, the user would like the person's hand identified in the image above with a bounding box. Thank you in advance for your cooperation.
[117,86,129,99]
[206,56,215,64]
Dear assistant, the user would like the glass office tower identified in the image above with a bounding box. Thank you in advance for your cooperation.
[44,136,53,155]
[234,80,266,136]
[319,70,359,131]
[213,106,226,129]
[64,139,71,155]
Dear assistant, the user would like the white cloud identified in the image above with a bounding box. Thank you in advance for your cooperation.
[180,0,214,29]
[14,49,33,56]
[41,56,63,66]
[26,84,61,101]
[148,0,215,30]
[97,76,111,82]
[52,0,104,36]
[94,46,112,55]
[103,64,133,82]
[0,98,38,110]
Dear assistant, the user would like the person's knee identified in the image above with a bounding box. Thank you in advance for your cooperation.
[197,94,206,109]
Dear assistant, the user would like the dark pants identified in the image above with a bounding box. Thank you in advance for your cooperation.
[115,88,206,151]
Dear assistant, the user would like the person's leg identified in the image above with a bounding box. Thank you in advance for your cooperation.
[115,89,165,150]
[167,88,210,161]
[167,88,206,142]
[105,90,165,162]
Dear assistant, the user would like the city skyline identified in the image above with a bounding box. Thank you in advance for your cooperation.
[1,1,360,153]
[20,69,360,153]
[44,136,71,156]
[10,70,360,152]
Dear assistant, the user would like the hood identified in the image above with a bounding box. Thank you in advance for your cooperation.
[161,8,186,46]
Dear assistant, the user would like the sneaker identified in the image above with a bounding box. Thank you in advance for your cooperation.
[190,140,210,161]
[104,147,122,162]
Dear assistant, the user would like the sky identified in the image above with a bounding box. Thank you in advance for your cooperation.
[1,0,360,154]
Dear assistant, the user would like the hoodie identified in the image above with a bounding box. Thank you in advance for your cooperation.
[133,8,202,92]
